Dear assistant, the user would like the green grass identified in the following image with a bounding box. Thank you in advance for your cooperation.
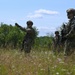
[0,48,75,75]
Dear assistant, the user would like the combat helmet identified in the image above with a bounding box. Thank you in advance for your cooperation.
[55,31,59,34]
[66,8,75,16]
[26,20,33,25]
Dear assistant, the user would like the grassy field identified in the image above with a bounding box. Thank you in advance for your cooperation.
[0,48,75,75]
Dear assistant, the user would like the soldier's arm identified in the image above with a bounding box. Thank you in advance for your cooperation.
[66,22,75,37]
[15,23,26,31]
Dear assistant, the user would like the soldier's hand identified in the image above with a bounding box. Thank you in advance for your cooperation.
[15,23,19,27]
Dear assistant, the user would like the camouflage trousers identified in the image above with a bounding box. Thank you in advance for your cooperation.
[21,38,33,53]
[53,43,61,54]
[64,39,75,56]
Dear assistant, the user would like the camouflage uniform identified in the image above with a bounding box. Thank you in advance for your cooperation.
[53,31,61,53]
[64,8,75,56]
[15,20,36,53]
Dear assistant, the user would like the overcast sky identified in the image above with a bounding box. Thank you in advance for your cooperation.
[0,0,75,36]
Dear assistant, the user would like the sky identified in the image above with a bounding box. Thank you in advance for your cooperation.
[0,0,75,36]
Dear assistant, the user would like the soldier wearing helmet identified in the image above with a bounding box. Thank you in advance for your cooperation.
[15,20,36,53]
[52,31,61,54]
[64,8,75,56]
[26,20,33,25]
[66,8,75,19]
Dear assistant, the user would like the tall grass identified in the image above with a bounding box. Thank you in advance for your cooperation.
[0,48,75,75]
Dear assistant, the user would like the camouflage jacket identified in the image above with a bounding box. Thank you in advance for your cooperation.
[54,35,61,45]
[25,27,36,40]
[15,23,36,40]
[66,17,75,39]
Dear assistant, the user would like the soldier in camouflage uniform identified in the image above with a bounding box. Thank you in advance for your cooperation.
[53,31,61,53]
[64,8,75,56]
[15,20,36,53]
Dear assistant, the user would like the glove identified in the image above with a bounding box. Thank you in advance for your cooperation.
[15,23,19,27]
